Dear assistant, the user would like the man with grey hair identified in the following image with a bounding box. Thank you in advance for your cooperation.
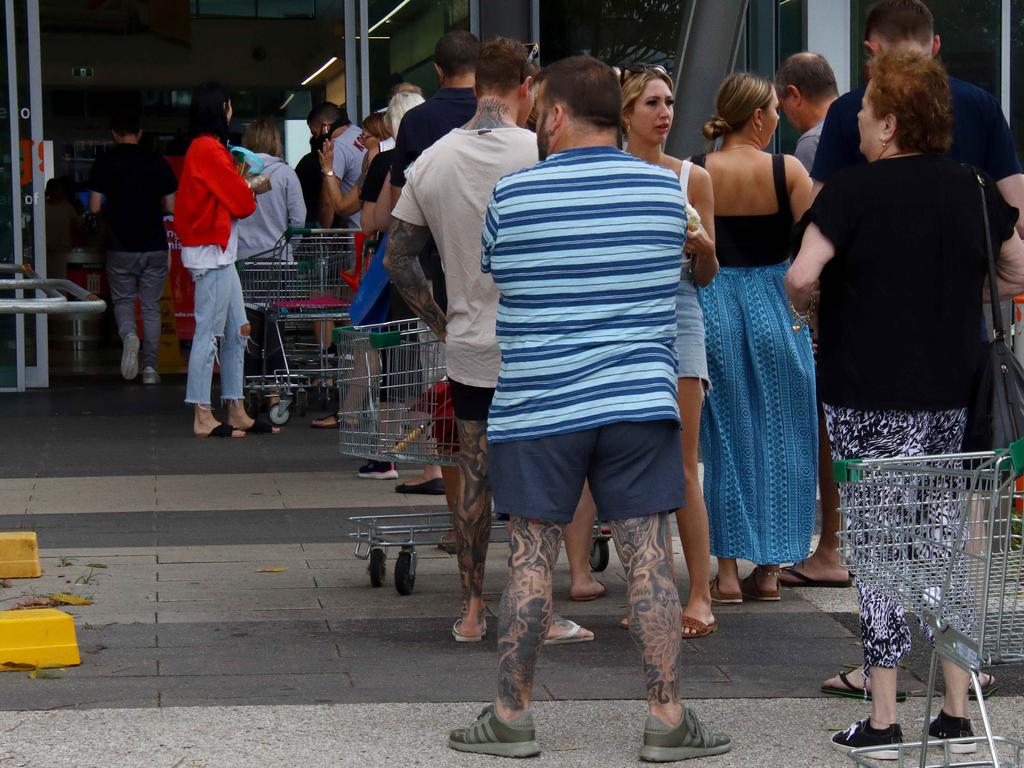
[775,52,838,172]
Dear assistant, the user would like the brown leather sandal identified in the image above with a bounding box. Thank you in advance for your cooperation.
[740,565,781,601]
[709,576,742,604]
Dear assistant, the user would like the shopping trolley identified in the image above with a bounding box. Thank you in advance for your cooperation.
[237,227,368,425]
[834,442,1024,767]
[339,319,612,594]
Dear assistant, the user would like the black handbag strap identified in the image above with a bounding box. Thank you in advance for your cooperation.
[974,168,1004,340]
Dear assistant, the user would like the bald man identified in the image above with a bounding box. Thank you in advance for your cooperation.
[774,51,839,172]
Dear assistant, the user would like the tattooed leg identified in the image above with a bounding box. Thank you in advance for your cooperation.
[610,513,684,726]
[495,517,562,722]
[455,417,492,634]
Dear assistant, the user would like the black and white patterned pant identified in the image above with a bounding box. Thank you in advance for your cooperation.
[823,405,968,671]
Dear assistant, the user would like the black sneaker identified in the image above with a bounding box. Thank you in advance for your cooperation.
[929,710,976,754]
[831,718,904,761]
[357,460,399,479]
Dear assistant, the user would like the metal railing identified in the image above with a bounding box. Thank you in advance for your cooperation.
[0,264,107,315]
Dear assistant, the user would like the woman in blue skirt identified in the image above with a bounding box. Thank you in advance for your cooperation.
[692,73,817,602]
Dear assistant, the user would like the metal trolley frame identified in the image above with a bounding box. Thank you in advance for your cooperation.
[237,227,367,425]
[835,441,1024,767]
[337,319,612,594]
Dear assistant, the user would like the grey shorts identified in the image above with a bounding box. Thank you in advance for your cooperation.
[488,420,685,524]
[675,270,710,388]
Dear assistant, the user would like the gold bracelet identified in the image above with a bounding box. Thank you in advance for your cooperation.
[790,295,817,333]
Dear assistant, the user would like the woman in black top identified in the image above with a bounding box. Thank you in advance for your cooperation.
[787,50,1024,757]
[691,73,817,607]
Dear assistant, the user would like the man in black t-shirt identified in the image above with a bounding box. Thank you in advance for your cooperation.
[87,109,177,383]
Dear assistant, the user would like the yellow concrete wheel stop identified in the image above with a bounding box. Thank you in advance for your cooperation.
[0,608,81,670]
[0,532,42,578]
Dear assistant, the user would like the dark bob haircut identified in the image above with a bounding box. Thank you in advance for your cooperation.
[189,82,231,142]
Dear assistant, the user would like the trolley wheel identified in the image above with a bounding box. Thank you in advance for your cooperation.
[589,537,610,573]
[394,550,416,595]
[368,548,386,587]
[245,390,261,417]
[268,400,292,426]
[295,388,308,417]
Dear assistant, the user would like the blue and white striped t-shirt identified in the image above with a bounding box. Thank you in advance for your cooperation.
[481,146,685,444]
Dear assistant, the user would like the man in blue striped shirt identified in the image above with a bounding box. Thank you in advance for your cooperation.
[448,56,731,762]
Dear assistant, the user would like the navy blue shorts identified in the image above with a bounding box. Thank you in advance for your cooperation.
[488,420,685,524]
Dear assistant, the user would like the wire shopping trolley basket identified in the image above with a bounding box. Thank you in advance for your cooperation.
[834,442,1024,767]
[334,319,457,466]
[237,228,368,424]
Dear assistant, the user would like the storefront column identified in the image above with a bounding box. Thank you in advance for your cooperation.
[666,0,748,159]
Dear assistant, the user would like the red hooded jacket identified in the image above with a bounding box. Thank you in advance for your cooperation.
[175,136,256,249]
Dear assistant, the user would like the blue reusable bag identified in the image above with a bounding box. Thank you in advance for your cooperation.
[348,234,391,326]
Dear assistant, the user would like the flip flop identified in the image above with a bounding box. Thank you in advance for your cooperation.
[544,619,594,645]
[820,669,907,702]
[682,617,718,638]
[780,562,852,588]
[452,618,486,643]
[569,580,607,602]
[709,576,742,605]
[970,673,999,700]
[197,424,245,439]
[310,415,340,429]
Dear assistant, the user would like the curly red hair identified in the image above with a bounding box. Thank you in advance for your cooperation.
[866,49,952,155]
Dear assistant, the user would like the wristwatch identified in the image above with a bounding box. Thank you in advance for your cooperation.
[322,169,335,177]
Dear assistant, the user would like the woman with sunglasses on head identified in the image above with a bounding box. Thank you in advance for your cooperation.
[619,63,719,638]
[693,73,816,604]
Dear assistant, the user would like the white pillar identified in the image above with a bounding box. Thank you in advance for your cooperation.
[806,0,851,95]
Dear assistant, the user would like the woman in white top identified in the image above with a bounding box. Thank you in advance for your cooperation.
[620,64,720,637]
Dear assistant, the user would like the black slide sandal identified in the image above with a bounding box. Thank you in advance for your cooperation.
[245,419,279,434]
[198,424,244,439]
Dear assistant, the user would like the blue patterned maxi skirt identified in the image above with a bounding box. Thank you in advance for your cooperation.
[698,261,817,564]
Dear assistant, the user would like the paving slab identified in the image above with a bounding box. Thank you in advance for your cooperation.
[3,698,1024,768]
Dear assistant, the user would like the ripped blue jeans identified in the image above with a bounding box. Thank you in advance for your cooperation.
[185,264,247,405]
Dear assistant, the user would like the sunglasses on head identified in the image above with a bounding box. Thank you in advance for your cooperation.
[618,63,668,84]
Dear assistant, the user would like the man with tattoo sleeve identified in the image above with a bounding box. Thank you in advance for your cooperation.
[447,56,732,761]
[386,38,594,647]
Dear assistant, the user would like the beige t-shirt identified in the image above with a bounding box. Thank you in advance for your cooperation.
[393,126,538,388]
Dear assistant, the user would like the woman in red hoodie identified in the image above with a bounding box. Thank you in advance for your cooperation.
[177,82,271,437]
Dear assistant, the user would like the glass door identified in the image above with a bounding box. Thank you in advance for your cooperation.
[0,0,21,390]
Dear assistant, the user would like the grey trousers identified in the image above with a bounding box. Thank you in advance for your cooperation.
[106,250,168,369]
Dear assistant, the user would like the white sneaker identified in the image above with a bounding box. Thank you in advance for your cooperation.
[121,334,140,380]
[142,366,160,385]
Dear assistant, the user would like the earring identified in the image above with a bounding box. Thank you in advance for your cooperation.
[881,137,889,151]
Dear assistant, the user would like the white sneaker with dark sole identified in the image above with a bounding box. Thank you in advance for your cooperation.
[121,334,140,380]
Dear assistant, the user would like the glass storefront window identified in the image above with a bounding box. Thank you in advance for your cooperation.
[1012,4,1024,156]
[0,2,16,388]
[540,0,684,69]
[776,0,806,154]
[850,0,1000,96]
[367,0,470,111]
[191,1,316,18]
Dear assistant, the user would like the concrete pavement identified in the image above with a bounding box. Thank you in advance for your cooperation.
[1,378,1021,767]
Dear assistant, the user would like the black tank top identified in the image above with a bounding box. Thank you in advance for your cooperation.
[692,153,793,267]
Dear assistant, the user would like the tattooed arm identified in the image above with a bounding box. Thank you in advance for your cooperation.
[384,217,447,340]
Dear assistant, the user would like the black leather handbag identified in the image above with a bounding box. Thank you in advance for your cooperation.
[964,169,1024,451]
